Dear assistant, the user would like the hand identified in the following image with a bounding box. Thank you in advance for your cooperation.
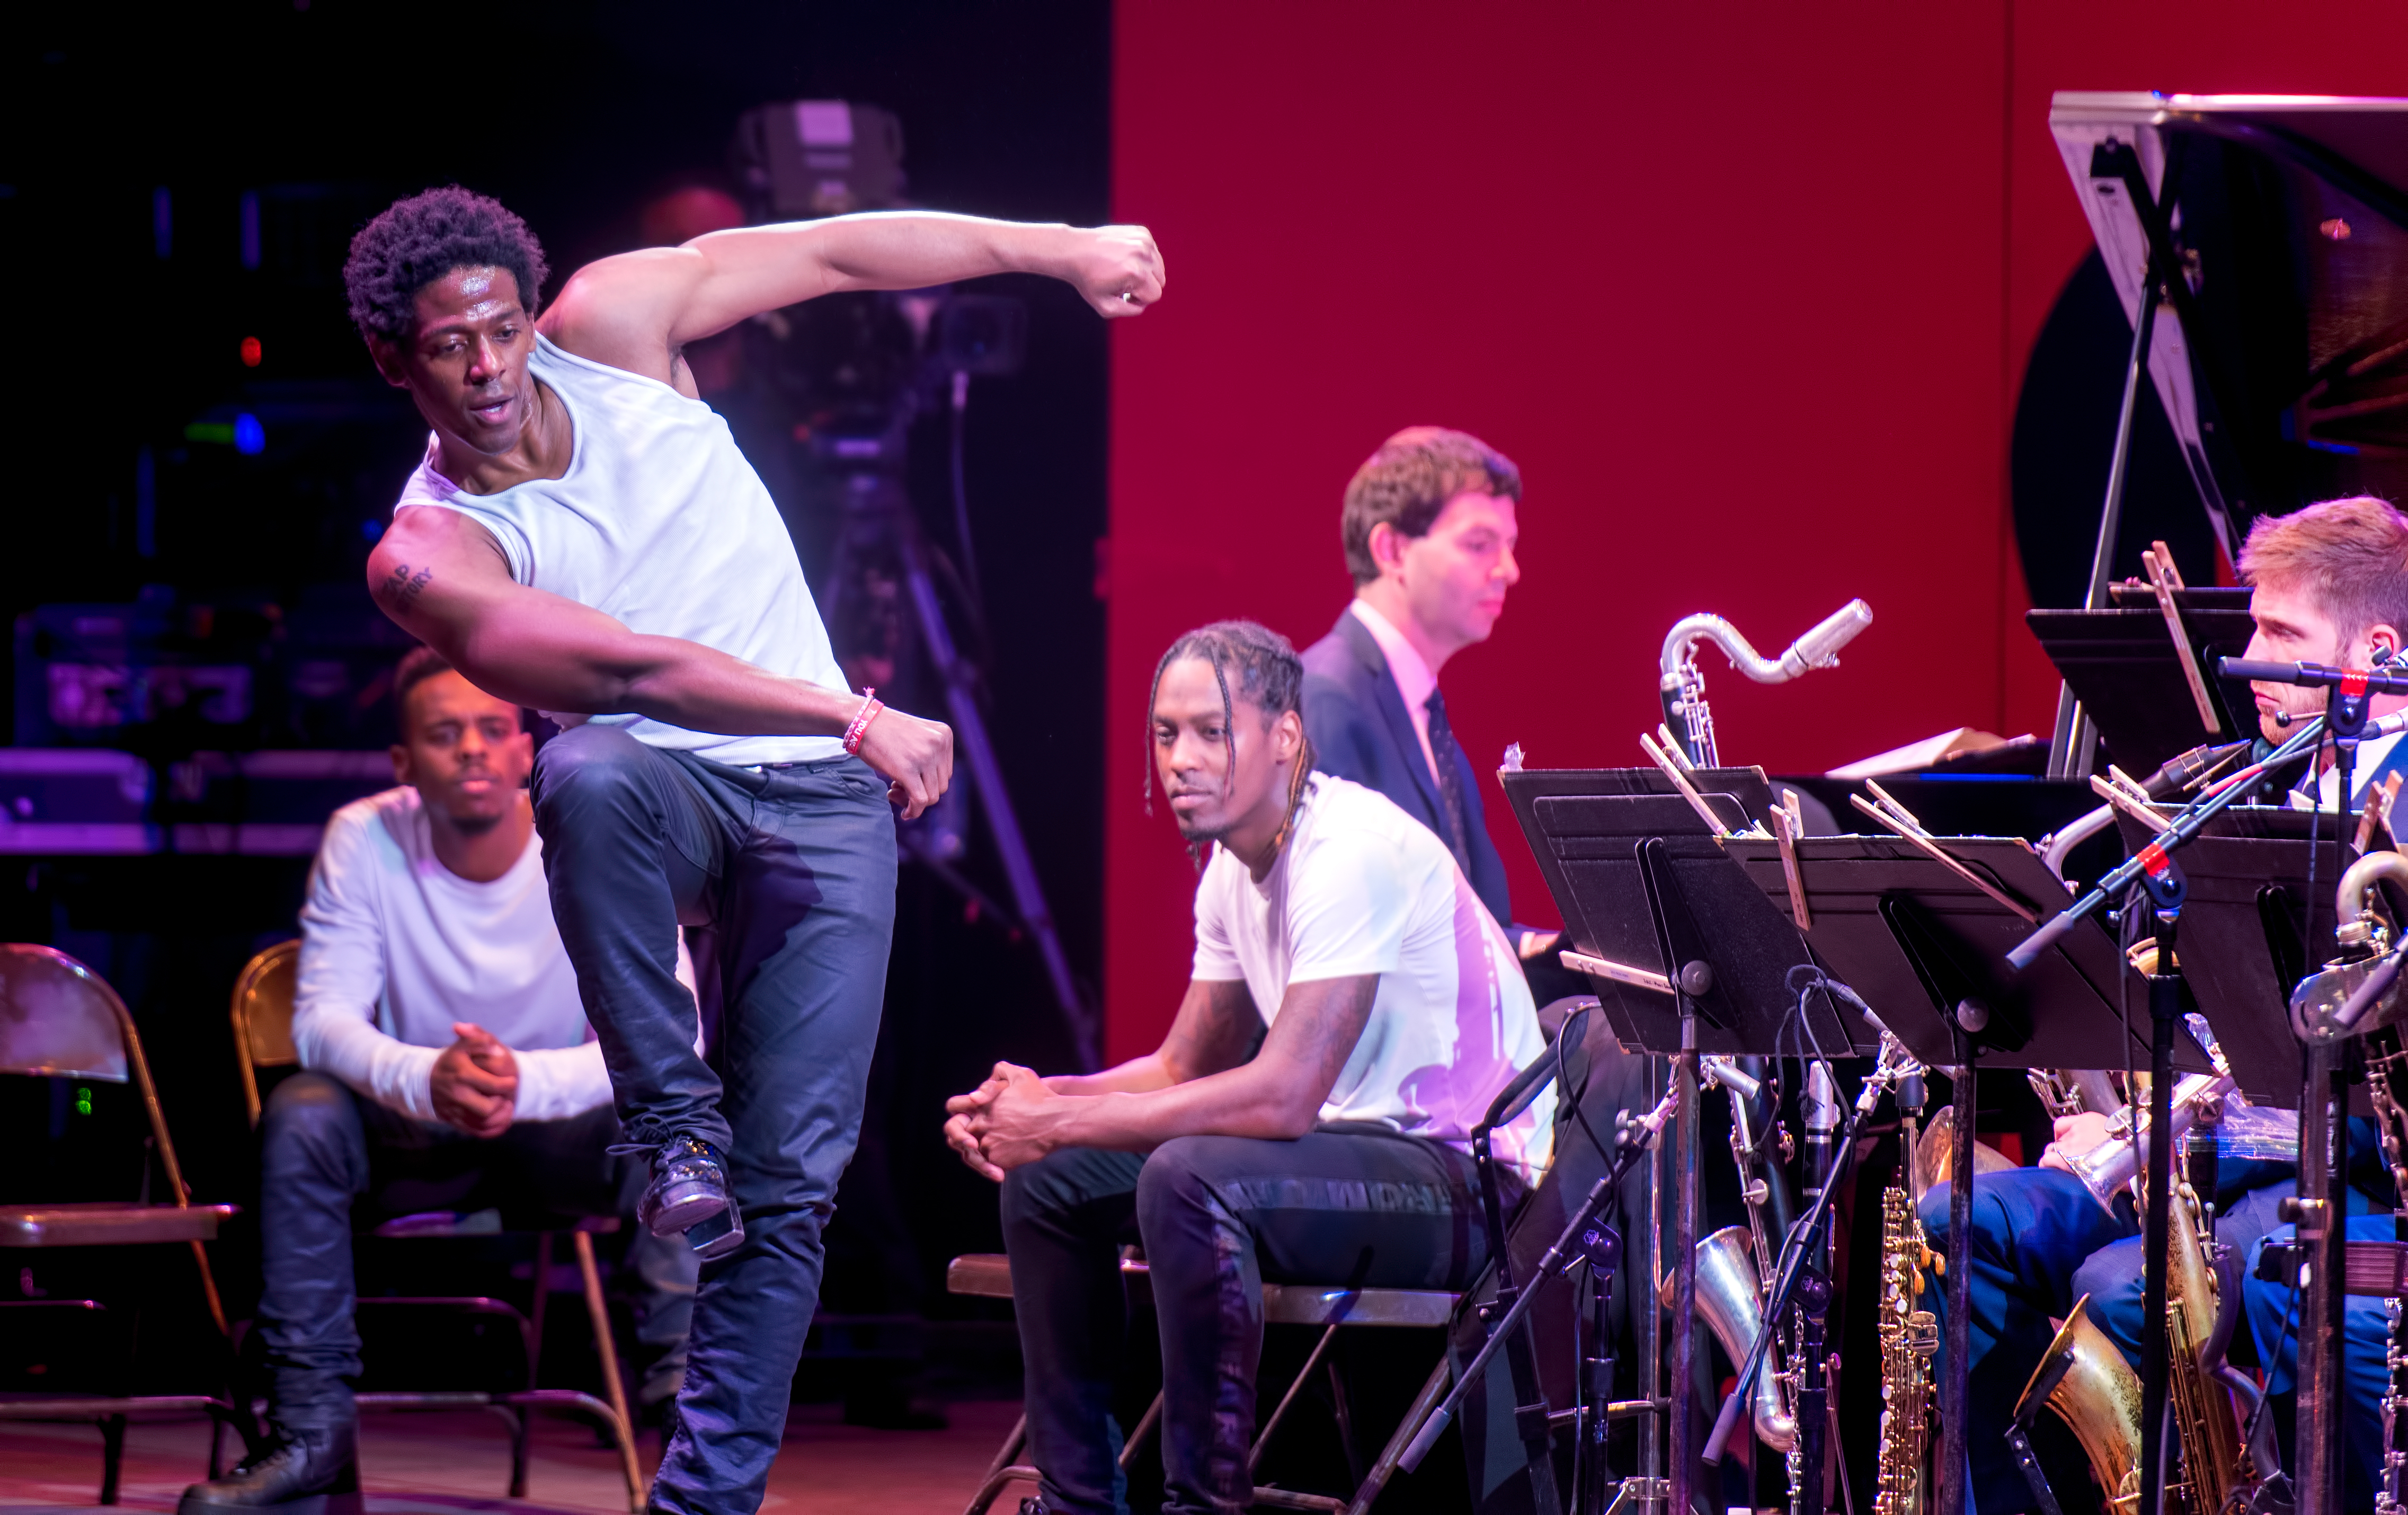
[854,703,954,820]
[943,1067,1016,1183]
[963,1063,1067,1174]
[1518,928,1563,962]
[1061,225,1165,318]
[2038,1111,2114,1173]
[431,1022,519,1138]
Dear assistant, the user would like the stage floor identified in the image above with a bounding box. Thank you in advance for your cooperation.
[0,1399,1024,1514]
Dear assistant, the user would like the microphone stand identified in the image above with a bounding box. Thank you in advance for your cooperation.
[1399,1085,1681,1477]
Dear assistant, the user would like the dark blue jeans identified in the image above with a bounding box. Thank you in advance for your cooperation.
[1001,1129,1496,1515]
[255,1071,691,1422]
[531,725,898,1515]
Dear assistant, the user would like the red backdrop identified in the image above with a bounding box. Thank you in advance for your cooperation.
[1101,0,2408,1061]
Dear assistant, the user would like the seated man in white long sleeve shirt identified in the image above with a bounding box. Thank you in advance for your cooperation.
[187,649,698,1515]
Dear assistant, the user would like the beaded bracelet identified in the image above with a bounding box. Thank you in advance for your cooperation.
[842,689,884,756]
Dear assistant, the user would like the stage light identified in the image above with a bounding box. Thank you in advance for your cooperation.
[74,1087,91,1117]
[241,336,262,367]
[234,413,265,455]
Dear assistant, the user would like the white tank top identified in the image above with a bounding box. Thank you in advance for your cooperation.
[393,334,846,767]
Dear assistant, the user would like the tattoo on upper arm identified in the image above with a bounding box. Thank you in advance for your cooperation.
[379,562,433,613]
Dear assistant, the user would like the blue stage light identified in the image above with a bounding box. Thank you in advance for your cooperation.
[234,413,265,455]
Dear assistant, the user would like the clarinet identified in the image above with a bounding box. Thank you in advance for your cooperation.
[1786,1061,1842,1515]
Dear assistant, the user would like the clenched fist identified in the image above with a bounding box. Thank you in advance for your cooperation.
[854,704,955,820]
[1061,225,1166,318]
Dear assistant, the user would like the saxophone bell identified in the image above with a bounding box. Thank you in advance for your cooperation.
[1658,1225,1797,1451]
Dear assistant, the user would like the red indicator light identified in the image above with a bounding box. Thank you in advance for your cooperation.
[240,336,262,367]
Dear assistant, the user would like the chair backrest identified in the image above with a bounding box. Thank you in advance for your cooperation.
[0,943,192,1211]
[230,939,300,1128]
[0,944,131,1083]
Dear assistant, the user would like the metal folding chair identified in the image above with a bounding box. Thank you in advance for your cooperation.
[948,998,1648,1515]
[230,940,645,1511]
[0,942,244,1503]
[947,1251,1456,1515]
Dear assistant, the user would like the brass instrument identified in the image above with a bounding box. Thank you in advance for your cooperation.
[1872,1182,1939,1515]
[1657,601,1871,767]
[2330,850,2408,1512]
[2164,1160,2253,1515]
[2014,1140,2254,1513]
[2025,1068,2127,1124]
[2384,1297,2407,1515]
[2060,1071,2235,1214]
[2016,1295,2144,1512]
[1659,1225,1796,1451]
[1699,1056,1798,1452]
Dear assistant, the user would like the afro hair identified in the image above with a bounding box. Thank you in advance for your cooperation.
[343,186,550,343]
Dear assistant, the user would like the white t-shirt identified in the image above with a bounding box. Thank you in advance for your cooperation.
[392,334,850,768]
[294,786,640,1122]
[1191,774,1554,1175]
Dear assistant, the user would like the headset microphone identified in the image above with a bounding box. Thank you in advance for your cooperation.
[2275,710,2293,728]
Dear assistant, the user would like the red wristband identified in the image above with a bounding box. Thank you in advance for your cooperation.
[842,690,884,756]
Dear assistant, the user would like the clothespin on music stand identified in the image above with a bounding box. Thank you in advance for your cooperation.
[1769,802,1811,929]
[2143,541,2222,735]
[1639,731,1732,840]
[1850,780,2040,924]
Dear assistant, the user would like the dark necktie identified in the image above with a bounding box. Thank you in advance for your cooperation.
[1424,689,1473,872]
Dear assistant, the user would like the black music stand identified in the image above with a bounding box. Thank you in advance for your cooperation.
[1507,774,1867,1515]
[2028,596,2257,776]
[1723,831,2200,1515]
[1721,836,2209,1074]
[1499,779,1875,1057]
[2105,804,2401,1108]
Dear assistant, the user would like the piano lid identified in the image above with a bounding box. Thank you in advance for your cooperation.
[2049,92,2408,553]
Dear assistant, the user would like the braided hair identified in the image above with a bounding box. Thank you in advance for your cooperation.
[1143,620,1316,868]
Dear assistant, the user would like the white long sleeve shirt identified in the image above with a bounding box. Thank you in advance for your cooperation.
[294,786,679,1123]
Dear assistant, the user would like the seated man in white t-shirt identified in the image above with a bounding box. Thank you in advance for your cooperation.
[184,649,697,1515]
[944,619,1552,1515]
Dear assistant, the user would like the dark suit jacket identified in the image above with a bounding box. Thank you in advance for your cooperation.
[1300,608,1515,930]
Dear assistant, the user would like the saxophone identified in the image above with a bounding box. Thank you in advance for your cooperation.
[1873,1086,1939,1515]
[1873,1182,1939,1515]
[2022,1121,2254,1513]
[2163,1162,2252,1515]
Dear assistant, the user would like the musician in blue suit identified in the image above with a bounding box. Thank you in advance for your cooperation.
[1924,494,2408,1513]
[1299,428,1569,991]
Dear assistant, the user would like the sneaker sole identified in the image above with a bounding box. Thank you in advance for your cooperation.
[686,1207,746,1259]
[644,1186,728,1238]
[178,1492,362,1515]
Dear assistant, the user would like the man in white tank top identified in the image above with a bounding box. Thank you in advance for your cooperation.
[309,187,1161,1515]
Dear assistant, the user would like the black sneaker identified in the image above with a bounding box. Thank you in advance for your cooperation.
[637,1136,744,1259]
[179,1422,361,1515]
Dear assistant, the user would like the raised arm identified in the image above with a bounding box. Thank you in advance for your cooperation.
[957,974,1379,1176]
[543,213,1165,383]
[367,506,953,816]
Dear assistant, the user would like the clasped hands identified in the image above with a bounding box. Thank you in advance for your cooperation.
[944,1062,1065,1183]
[431,1021,519,1138]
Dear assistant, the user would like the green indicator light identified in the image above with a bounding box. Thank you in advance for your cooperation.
[74,1086,92,1116]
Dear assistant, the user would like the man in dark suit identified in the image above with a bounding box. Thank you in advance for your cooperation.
[1301,426,1569,990]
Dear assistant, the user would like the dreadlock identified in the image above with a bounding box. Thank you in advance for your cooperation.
[1143,619,1316,869]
